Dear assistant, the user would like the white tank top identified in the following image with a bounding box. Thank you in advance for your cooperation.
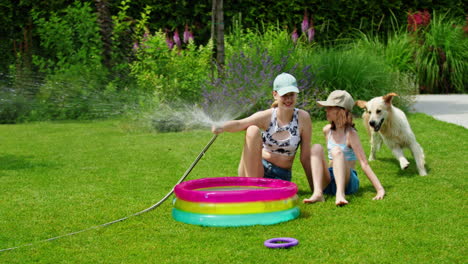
[262,108,301,157]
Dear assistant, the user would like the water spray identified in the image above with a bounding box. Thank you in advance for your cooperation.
[1,92,256,252]
[0,134,218,253]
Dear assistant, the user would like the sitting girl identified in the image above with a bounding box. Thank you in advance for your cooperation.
[212,73,313,192]
[303,90,385,206]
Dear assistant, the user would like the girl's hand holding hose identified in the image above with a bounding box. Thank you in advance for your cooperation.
[212,125,223,134]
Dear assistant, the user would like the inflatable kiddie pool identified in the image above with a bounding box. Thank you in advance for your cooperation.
[172,177,300,227]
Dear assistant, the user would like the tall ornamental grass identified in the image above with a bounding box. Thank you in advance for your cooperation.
[305,47,417,111]
[352,30,416,74]
[346,30,419,110]
[413,12,467,93]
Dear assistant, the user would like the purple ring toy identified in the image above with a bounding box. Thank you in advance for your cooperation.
[264,237,299,249]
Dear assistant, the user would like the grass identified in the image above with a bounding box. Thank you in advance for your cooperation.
[0,114,466,263]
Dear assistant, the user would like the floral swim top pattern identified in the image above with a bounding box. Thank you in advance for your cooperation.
[262,108,301,157]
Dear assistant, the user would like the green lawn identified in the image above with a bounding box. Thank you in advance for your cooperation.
[0,114,466,263]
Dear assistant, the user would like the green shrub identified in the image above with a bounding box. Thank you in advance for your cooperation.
[19,0,143,121]
[0,87,32,124]
[225,20,297,67]
[26,1,115,120]
[31,1,104,75]
[32,66,107,120]
[130,30,213,103]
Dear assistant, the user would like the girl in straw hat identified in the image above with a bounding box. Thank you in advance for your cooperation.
[303,90,385,206]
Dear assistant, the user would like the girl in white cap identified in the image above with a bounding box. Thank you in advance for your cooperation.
[212,73,313,191]
[303,90,385,206]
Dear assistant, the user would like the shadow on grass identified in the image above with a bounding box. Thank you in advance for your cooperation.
[299,210,312,219]
[297,189,312,196]
[351,184,393,198]
[0,154,57,171]
[371,157,428,178]
[297,183,394,199]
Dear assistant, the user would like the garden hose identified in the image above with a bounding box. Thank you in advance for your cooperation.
[0,134,218,252]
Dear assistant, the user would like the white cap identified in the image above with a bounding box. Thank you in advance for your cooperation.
[273,73,300,96]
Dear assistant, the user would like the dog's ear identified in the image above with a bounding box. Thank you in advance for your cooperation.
[383,93,398,104]
[355,100,367,109]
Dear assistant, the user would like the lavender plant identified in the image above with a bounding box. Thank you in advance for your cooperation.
[201,48,323,119]
[201,49,285,118]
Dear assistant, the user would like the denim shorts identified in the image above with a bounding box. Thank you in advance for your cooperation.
[262,159,292,182]
[323,167,359,195]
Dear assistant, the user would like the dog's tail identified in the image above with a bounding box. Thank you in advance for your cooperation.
[355,100,372,136]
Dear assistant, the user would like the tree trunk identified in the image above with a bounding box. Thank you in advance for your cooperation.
[94,0,113,71]
[211,0,224,75]
[13,18,33,92]
[215,0,224,70]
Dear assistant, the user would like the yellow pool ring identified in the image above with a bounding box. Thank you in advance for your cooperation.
[173,195,298,215]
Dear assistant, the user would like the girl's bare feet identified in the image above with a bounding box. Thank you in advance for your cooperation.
[335,195,348,206]
[303,194,325,204]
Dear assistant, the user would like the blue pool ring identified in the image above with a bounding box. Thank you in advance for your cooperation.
[264,237,299,249]
[172,207,300,227]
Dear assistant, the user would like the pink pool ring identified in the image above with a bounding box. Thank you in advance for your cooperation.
[174,177,297,203]
[172,177,300,227]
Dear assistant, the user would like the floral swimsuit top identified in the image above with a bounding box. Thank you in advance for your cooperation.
[262,108,301,157]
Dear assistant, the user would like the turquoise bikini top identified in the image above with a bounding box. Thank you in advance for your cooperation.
[327,129,357,161]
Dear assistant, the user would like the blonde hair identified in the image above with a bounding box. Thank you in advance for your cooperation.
[331,107,355,130]
[271,100,279,108]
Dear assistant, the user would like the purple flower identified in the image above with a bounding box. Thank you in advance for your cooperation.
[307,18,315,43]
[183,25,194,43]
[166,35,174,49]
[291,28,298,44]
[187,31,194,43]
[173,29,182,49]
[183,25,189,43]
[307,27,315,42]
[301,12,309,34]
[132,42,139,51]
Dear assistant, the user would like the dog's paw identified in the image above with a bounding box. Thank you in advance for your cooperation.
[418,169,428,176]
[400,160,410,170]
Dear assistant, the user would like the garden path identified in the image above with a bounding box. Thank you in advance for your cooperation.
[412,94,468,129]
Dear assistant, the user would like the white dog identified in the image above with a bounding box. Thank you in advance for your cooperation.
[356,93,427,176]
